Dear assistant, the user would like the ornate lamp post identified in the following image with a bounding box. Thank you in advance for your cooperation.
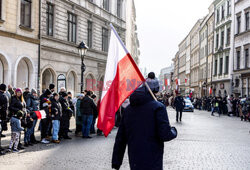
[77,41,88,92]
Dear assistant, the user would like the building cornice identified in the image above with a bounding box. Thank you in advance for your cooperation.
[0,30,40,44]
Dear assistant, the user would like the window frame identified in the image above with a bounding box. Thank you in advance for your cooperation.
[237,50,241,69]
[237,15,241,34]
[245,12,249,31]
[20,0,32,28]
[103,0,109,11]
[117,0,122,18]
[87,20,93,48]
[245,48,249,69]
[219,57,223,75]
[226,27,230,45]
[67,12,77,43]
[46,2,54,36]
[214,59,218,75]
[221,31,224,47]
[225,56,229,74]
[102,27,109,52]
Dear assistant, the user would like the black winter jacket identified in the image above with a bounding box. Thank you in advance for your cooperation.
[112,86,177,170]
[80,96,97,116]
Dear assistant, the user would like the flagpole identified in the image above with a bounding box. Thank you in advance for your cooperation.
[110,23,157,101]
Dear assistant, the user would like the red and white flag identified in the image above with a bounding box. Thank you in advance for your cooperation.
[97,24,145,137]
[209,87,212,95]
[34,110,46,119]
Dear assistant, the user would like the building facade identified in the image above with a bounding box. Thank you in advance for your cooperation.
[190,20,203,97]
[159,65,174,94]
[207,6,215,95]
[178,38,187,95]
[0,0,40,90]
[232,0,250,97]
[212,0,234,97]
[126,0,140,64]
[40,0,126,97]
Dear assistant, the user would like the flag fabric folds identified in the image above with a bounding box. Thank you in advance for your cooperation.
[97,24,145,137]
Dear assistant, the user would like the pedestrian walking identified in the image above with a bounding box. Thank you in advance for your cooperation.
[174,92,185,122]
[112,73,177,170]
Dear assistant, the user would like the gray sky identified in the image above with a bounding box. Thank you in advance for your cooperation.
[134,0,213,76]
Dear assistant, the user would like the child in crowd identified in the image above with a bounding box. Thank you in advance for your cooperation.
[8,111,24,152]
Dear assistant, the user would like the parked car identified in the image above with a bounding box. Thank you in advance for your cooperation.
[184,99,194,112]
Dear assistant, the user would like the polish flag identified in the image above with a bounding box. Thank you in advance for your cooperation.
[34,110,46,119]
[97,24,145,137]
[185,78,188,84]
[164,79,169,86]
[209,87,212,95]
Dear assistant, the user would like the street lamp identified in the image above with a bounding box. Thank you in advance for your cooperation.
[78,41,88,92]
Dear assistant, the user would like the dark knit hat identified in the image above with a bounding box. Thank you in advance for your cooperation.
[49,84,55,90]
[61,92,68,97]
[0,84,6,91]
[44,89,52,96]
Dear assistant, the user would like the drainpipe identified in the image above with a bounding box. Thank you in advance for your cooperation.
[206,22,208,96]
[37,0,41,96]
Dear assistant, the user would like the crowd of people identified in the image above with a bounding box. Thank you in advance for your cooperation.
[0,83,100,155]
[157,92,250,122]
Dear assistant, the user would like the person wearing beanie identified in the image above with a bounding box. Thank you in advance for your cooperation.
[50,93,62,143]
[0,84,8,154]
[112,72,177,170]
[59,91,73,139]
[39,89,52,144]
[67,91,74,133]
[173,92,185,122]
[49,84,55,93]
[7,111,24,153]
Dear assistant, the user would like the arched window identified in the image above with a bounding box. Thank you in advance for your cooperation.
[86,74,95,91]
[16,59,29,89]
[42,68,55,91]
[67,71,76,97]
[0,59,3,83]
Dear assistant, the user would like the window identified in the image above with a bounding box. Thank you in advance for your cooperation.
[216,33,219,49]
[219,57,223,75]
[216,9,220,23]
[103,0,109,11]
[0,0,2,20]
[227,0,231,16]
[226,27,230,45]
[20,0,32,27]
[117,0,122,18]
[221,31,224,47]
[102,28,109,52]
[237,50,241,69]
[214,59,218,75]
[245,49,249,68]
[246,12,249,31]
[225,56,229,74]
[46,3,54,36]
[87,21,93,48]
[221,5,225,20]
[237,15,241,34]
[67,12,77,43]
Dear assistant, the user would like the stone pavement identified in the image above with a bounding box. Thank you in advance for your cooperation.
[0,108,250,170]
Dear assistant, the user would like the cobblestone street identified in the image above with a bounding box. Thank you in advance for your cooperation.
[0,108,250,170]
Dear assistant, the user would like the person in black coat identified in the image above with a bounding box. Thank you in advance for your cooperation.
[39,89,52,144]
[51,93,62,143]
[80,91,97,138]
[112,74,177,170]
[0,84,8,154]
[59,92,73,139]
[174,93,185,122]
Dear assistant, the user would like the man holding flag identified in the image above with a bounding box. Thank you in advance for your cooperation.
[97,24,177,170]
